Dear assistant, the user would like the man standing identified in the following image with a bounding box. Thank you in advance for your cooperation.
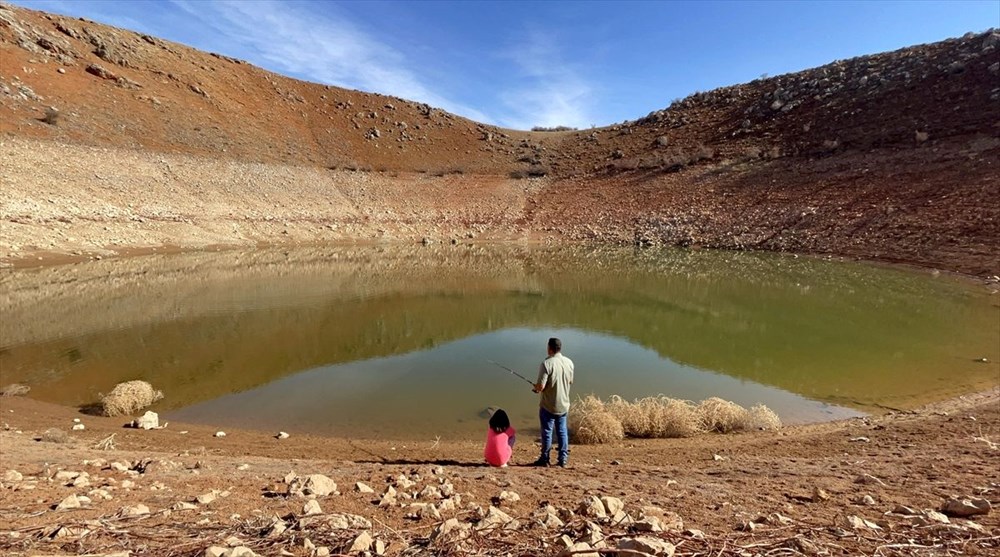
[532,337,574,467]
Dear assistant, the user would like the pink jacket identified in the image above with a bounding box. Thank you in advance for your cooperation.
[484,426,516,467]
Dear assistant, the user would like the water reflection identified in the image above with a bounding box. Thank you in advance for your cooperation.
[1,244,997,438]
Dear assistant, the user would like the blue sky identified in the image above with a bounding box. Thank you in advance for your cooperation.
[12,0,999,130]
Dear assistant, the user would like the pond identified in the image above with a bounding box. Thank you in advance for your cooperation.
[1,244,997,439]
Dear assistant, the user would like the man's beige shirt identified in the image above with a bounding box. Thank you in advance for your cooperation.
[537,352,574,415]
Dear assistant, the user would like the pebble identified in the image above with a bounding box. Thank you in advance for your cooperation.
[275,431,289,439]
[3,470,23,482]
[214,431,226,438]
[72,423,85,431]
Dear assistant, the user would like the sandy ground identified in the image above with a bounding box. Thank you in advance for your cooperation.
[0,390,997,556]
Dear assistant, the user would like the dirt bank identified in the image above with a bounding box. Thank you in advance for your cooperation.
[1,390,997,556]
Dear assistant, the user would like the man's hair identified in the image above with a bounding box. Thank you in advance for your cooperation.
[489,408,510,433]
[548,337,562,353]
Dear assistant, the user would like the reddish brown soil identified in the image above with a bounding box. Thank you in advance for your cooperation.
[1,392,998,556]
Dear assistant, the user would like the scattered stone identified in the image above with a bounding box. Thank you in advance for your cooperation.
[348,531,373,553]
[855,474,886,486]
[214,431,226,438]
[406,502,441,520]
[119,504,151,517]
[302,499,322,516]
[172,501,197,511]
[55,494,81,510]
[205,547,258,557]
[275,431,289,439]
[579,495,607,518]
[845,515,881,530]
[496,490,520,504]
[196,492,217,505]
[419,485,443,500]
[618,537,676,556]
[560,542,598,557]
[378,485,397,507]
[288,474,337,497]
[941,497,991,517]
[634,516,664,532]
[601,495,625,515]
[856,494,876,506]
[355,482,375,494]
[476,505,518,530]
[811,486,830,502]
[53,525,91,538]
[72,423,86,431]
[849,436,869,443]
[892,505,919,515]
[3,470,23,482]
[915,131,929,143]
[132,411,159,430]
[326,513,372,530]
[432,517,471,543]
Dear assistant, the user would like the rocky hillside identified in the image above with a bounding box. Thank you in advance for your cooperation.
[1,3,997,275]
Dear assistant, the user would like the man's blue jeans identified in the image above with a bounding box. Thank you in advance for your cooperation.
[539,407,569,465]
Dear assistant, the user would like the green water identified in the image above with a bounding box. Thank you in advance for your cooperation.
[1,245,996,439]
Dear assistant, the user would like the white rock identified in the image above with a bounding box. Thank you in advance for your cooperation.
[419,485,443,499]
[172,501,197,511]
[355,482,375,494]
[617,537,676,556]
[476,505,518,531]
[3,470,23,482]
[348,531,373,553]
[52,526,90,538]
[498,490,520,503]
[55,470,81,481]
[110,462,129,472]
[431,517,471,543]
[633,517,663,532]
[72,423,86,431]
[941,497,991,517]
[289,474,337,497]
[196,492,217,505]
[133,411,159,430]
[559,542,598,557]
[302,499,323,516]
[326,513,372,530]
[579,495,607,518]
[315,548,330,557]
[119,504,151,517]
[601,495,624,515]
[214,431,226,438]
[55,494,81,510]
[276,431,289,439]
[407,502,441,520]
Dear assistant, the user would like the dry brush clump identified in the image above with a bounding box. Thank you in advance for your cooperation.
[573,395,781,444]
[100,380,163,417]
[569,395,624,444]
[1,383,31,397]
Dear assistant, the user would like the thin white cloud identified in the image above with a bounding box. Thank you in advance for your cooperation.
[496,30,596,130]
[167,0,493,123]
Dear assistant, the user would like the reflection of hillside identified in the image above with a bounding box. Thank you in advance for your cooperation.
[1,246,996,410]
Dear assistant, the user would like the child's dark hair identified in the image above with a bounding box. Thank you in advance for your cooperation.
[489,409,510,433]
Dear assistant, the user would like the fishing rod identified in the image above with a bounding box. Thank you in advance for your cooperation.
[487,360,535,387]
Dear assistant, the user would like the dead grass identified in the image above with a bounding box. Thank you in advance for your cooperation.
[1,383,31,397]
[576,395,781,443]
[698,397,751,433]
[569,395,624,444]
[100,380,163,417]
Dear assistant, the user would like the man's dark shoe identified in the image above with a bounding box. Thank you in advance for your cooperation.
[557,462,568,468]
[530,459,550,467]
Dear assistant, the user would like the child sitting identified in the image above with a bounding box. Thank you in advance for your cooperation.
[484,409,516,467]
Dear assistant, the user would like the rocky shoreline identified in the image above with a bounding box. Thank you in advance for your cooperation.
[1,391,997,556]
